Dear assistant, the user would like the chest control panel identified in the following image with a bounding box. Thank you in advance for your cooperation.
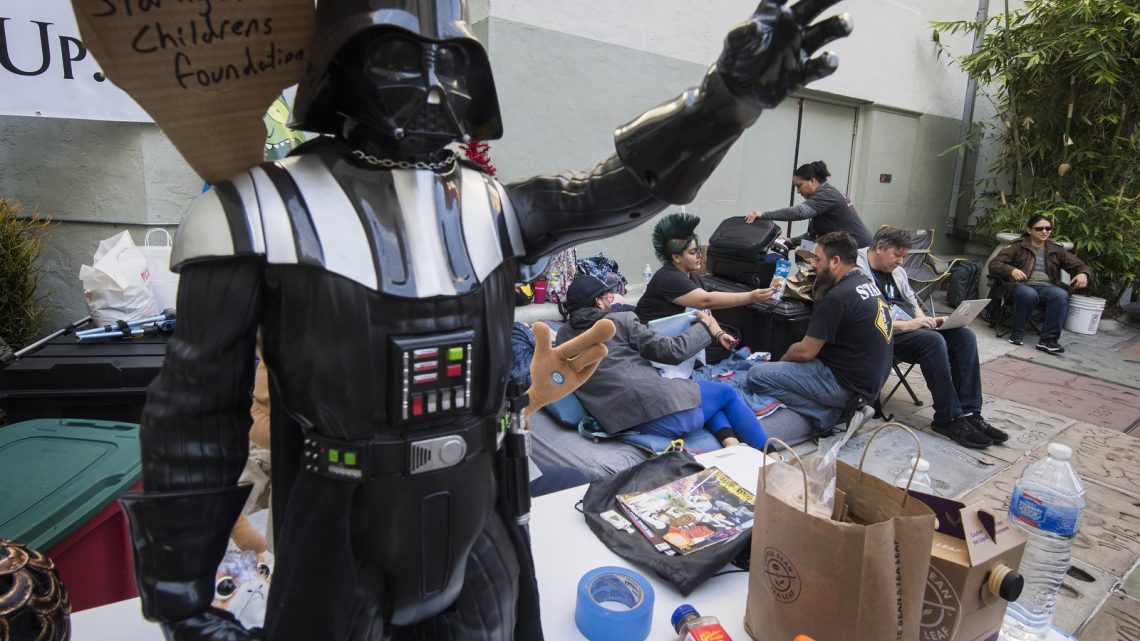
[391,330,475,424]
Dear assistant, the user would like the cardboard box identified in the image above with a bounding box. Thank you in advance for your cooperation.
[915,493,1027,641]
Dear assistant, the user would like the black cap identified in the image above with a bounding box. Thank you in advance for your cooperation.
[565,275,611,311]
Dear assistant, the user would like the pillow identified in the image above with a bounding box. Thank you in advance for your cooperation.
[543,393,588,427]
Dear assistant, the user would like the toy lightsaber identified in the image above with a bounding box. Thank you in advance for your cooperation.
[76,325,166,342]
[2,316,92,364]
[503,380,532,527]
[76,309,176,337]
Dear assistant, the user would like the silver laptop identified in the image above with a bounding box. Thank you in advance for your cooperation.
[936,299,991,330]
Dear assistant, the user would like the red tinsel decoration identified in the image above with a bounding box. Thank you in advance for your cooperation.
[459,140,496,176]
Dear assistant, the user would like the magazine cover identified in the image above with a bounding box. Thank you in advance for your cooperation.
[616,466,756,555]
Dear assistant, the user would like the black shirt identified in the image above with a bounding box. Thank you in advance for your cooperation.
[635,264,704,323]
[807,270,894,401]
[871,268,915,319]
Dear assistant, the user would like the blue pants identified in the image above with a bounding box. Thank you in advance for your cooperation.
[637,380,769,448]
[746,359,851,432]
[696,380,769,448]
[893,328,982,424]
[1010,284,1069,342]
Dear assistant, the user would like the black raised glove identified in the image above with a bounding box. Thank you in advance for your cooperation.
[163,609,262,641]
[717,0,853,109]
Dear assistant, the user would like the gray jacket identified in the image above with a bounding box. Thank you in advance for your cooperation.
[554,309,713,434]
[856,247,921,312]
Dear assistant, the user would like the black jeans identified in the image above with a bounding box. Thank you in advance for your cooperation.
[893,327,982,424]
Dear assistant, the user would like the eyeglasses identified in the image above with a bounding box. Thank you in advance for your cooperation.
[1032,226,1052,232]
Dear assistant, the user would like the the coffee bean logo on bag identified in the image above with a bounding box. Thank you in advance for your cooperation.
[763,547,801,604]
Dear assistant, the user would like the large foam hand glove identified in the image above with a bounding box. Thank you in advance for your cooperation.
[718,0,853,109]
[525,320,615,414]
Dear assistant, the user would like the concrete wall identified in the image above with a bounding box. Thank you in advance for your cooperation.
[2,0,989,334]
[487,0,981,268]
[0,115,199,328]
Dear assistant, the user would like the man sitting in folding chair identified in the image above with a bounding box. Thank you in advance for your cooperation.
[857,227,1008,449]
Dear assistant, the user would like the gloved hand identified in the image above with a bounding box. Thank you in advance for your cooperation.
[525,319,615,414]
[717,0,853,109]
[164,609,262,641]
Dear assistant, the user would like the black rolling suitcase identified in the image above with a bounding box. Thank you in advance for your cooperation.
[703,275,812,361]
[705,216,780,288]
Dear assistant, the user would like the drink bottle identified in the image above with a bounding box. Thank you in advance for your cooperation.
[672,604,732,641]
[769,259,792,301]
[1000,443,1085,641]
[893,457,935,495]
[643,264,654,284]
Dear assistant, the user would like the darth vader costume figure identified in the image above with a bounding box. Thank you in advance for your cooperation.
[119,0,852,639]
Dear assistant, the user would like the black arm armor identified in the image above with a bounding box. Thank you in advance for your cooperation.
[139,257,262,492]
[614,67,762,205]
[506,155,668,263]
[119,486,252,623]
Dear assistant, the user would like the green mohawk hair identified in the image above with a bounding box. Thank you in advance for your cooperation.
[651,212,701,263]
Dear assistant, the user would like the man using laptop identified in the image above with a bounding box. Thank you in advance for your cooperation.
[857,226,1008,448]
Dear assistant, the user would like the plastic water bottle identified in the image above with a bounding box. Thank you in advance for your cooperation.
[672,604,733,641]
[893,457,935,495]
[1000,443,1085,641]
[643,263,654,285]
[769,259,792,301]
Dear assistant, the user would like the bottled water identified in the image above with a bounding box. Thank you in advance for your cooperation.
[642,264,654,284]
[893,457,934,495]
[769,259,792,301]
[1000,443,1085,641]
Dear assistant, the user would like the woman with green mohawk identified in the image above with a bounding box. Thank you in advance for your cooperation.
[635,212,774,324]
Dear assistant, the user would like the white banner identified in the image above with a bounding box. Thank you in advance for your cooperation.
[0,0,151,122]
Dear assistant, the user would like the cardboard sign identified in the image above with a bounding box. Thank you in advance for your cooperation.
[70,0,314,183]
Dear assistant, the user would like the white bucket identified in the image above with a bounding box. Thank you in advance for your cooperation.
[1065,294,1106,335]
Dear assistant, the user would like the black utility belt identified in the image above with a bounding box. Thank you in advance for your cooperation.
[302,419,496,484]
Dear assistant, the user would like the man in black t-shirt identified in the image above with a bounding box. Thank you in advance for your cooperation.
[746,232,893,432]
[856,226,1007,449]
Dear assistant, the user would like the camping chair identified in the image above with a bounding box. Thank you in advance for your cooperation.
[986,275,1043,339]
[899,228,964,316]
[879,360,923,418]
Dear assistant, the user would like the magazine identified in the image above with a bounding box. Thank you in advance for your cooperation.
[615,466,756,555]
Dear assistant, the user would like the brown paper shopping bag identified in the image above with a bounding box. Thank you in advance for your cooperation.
[745,425,937,641]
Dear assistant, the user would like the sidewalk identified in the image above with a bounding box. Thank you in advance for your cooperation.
[848,293,1140,638]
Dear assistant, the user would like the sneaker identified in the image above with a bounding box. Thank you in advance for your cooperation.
[966,414,1009,444]
[1007,337,1023,346]
[931,417,992,449]
[1036,340,1065,354]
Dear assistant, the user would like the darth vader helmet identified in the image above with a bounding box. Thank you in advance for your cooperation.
[291,0,502,155]
[0,540,70,641]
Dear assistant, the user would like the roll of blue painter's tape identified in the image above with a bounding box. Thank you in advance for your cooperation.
[574,566,655,641]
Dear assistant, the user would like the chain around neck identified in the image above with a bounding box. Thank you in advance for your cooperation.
[351,148,457,171]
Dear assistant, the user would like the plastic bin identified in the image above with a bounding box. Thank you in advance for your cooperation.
[0,333,167,424]
[0,418,142,611]
[704,274,813,360]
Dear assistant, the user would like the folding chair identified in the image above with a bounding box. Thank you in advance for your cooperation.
[986,275,1043,339]
[899,228,964,316]
[880,359,923,413]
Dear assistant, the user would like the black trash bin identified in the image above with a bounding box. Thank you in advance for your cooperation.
[0,333,167,424]
[703,275,812,360]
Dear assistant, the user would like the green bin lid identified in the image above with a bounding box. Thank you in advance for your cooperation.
[0,418,141,551]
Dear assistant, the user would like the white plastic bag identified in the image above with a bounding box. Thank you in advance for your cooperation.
[139,228,179,311]
[79,230,160,325]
